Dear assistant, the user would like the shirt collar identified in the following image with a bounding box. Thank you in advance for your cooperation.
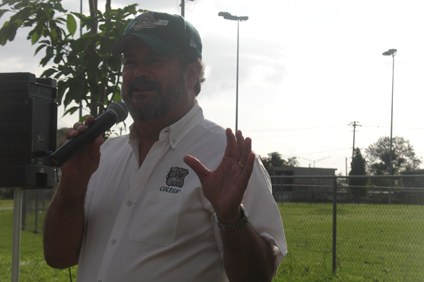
[128,102,204,150]
[167,102,203,149]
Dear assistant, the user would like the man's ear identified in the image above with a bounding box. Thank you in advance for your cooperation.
[185,61,201,90]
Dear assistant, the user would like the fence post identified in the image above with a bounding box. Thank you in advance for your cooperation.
[281,177,284,203]
[332,176,337,274]
[12,188,22,282]
[34,189,39,233]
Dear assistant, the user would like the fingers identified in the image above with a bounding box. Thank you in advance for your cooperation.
[235,130,244,160]
[61,116,96,146]
[227,129,253,169]
[183,155,210,183]
[224,128,237,157]
[242,152,255,176]
[84,115,95,126]
[236,130,253,168]
[87,137,104,163]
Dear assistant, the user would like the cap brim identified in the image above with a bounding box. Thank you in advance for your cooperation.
[112,34,182,56]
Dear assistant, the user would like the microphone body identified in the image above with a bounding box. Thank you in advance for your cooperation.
[50,101,128,167]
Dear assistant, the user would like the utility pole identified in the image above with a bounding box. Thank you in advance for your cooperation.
[79,0,83,120]
[349,121,361,161]
[180,0,194,17]
[345,157,347,176]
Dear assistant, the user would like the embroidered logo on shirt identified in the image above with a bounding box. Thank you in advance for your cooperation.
[166,167,189,188]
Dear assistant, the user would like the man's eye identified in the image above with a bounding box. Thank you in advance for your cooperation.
[148,58,162,64]
[124,60,136,66]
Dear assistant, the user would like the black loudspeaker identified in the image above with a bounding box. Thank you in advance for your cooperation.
[0,72,57,188]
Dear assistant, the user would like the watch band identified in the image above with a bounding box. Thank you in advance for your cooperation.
[214,205,249,231]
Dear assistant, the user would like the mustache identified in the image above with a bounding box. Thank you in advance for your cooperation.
[128,76,161,94]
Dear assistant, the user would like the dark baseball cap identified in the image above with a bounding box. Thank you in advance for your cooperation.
[112,11,202,59]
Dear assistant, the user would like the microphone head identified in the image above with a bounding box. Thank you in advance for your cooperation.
[107,101,128,122]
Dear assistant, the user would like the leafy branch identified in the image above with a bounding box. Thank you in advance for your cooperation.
[0,0,141,118]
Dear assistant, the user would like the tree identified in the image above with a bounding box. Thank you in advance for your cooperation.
[365,136,422,175]
[0,0,141,119]
[261,152,298,175]
[349,148,368,200]
[56,127,66,147]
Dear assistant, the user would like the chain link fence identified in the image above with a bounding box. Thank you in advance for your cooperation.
[18,174,424,280]
[21,188,54,233]
[273,174,424,281]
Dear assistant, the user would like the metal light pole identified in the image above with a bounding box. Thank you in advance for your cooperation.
[299,156,331,168]
[382,49,397,175]
[383,48,397,204]
[180,0,194,17]
[298,157,312,168]
[218,12,248,131]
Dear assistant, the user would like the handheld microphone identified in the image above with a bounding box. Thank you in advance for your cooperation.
[50,101,128,167]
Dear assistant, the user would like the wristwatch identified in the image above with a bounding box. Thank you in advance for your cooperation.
[214,205,249,231]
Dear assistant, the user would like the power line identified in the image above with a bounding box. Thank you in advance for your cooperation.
[250,130,352,139]
[284,147,352,157]
[246,123,424,134]
[245,124,347,133]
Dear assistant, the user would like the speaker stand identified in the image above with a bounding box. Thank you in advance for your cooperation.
[12,187,22,282]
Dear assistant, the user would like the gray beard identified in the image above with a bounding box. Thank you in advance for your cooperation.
[122,75,186,122]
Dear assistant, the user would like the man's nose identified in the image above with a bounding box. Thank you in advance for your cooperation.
[133,63,149,78]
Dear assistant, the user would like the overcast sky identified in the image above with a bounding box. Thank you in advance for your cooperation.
[1,0,424,174]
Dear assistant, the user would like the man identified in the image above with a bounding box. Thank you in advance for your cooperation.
[43,11,286,282]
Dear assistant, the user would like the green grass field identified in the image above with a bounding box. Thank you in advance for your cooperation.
[0,199,13,208]
[275,203,424,281]
[0,200,78,282]
[1,200,423,281]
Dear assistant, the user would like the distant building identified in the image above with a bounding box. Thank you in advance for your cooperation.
[397,170,424,204]
[270,166,337,202]
[400,169,424,188]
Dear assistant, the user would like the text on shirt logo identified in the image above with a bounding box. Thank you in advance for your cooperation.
[131,12,169,30]
[160,186,181,194]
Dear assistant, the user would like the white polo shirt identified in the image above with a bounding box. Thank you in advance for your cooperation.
[76,103,287,282]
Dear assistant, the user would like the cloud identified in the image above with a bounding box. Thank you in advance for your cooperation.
[1,0,424,173]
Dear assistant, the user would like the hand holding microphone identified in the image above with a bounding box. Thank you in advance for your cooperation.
[50,101,128,167]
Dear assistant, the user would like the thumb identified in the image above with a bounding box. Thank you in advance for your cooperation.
[183,155,210,183]
[87,136,104,162]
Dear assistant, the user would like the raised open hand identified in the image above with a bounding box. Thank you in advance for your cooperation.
[183,128,255,223]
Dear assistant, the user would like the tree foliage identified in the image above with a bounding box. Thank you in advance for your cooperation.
[365,136,422,176]
[0,0,141,118]
[261,152,298,175]
[56,127,66,147]
[349,148,368,199]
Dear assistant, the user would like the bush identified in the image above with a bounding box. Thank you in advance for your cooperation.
[0,188,14,199]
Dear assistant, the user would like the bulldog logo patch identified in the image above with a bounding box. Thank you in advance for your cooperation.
[166,167,189,188]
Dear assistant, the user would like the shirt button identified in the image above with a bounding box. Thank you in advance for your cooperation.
[127,201,133,206]
[172,139,176,144]
[111,239,116,245]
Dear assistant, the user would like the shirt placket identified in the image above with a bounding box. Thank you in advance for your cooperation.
[95,137,170,282]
